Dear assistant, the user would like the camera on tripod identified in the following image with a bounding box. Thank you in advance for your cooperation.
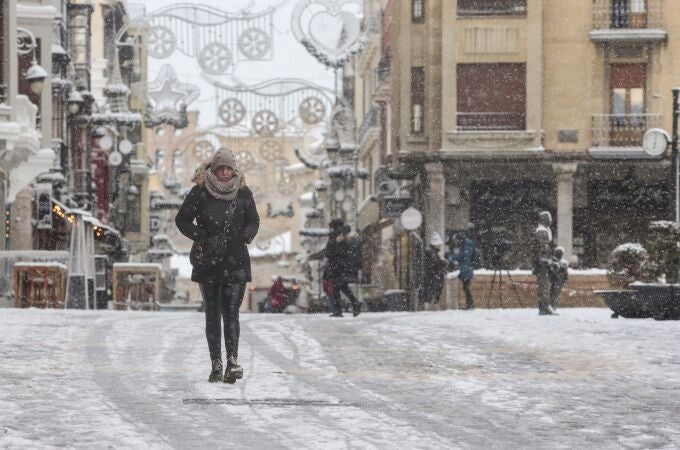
[489,229,513,270]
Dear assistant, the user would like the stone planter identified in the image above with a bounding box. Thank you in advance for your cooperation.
[595,284,680,320]
[630,284,680,320]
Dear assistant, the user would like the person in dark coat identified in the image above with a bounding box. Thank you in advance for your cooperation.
[453,232,475,309]
[323,221,362,317]
[422,232,448,306]
[175,149,259,383]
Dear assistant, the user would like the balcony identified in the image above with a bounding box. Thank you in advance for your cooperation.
[590,113,662,158]
[358,107,380,150]
[457,0,526,17]
[590,0,666,43]
[456,112,525,131]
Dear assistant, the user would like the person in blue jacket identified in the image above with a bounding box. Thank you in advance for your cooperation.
[453,233,475,310]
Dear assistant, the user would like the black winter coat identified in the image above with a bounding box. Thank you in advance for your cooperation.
[323,237,359,283]
[175,184,260,284]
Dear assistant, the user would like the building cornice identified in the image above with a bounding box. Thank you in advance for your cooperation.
[17,4,58,21]
[589,29,667,43]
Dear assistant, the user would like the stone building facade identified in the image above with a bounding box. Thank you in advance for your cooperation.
[352,0,678,297]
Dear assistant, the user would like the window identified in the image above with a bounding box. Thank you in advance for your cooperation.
[613,0,648,29]
[411,67,425,134]
[609,63,646,145]
[457,63,526,131]
[412,0,424,22]
[457,0,527,17]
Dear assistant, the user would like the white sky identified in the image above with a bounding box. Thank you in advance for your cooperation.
[131,0,336,127]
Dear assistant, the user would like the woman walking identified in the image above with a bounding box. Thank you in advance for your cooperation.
[175,149,259,383]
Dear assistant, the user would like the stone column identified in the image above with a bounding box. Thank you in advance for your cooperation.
[423,162,446,244]
[552,163,578,260]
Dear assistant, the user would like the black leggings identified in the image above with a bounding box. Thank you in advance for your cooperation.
[201,282,246,360]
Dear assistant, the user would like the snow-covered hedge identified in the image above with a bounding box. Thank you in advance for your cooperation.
[607,243,649,288]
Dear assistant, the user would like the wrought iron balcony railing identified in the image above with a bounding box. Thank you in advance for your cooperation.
[456,112,525,131]
[592,0,663,29]
[457,0,527,17]
[591,113,662,147]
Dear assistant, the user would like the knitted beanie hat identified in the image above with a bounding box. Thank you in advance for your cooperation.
[211,148,237,171]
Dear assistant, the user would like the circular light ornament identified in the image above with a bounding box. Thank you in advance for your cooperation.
[99,135,113,151]
[108,151,123,167]
[119,139,133,155]
[198,42,232,75]
[148,25,176,59]
[299,96,326,125]
[218,98,246,127]
[400,207,422,231]
[342,197,353,212]
[238,27,271,59]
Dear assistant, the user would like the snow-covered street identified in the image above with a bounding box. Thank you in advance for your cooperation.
[1,308,680,449]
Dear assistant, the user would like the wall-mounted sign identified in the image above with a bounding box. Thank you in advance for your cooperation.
[379,196,412,220]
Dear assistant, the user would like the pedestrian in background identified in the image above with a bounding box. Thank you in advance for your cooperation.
[323,220,362,317]
[452,232,475,310]
[175,149,260,383]
[423,232,448,306]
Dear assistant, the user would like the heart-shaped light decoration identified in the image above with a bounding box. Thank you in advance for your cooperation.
[292,0,365,68]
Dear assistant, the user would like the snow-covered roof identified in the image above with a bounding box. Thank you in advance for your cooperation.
[113,263,163,270]
[284,163,308,174]
[299,227,329,237]
[0,250,69,261]
[14,262,67,269]
[90,112,142,124]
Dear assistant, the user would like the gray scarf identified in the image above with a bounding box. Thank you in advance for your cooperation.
[205,169,241,201]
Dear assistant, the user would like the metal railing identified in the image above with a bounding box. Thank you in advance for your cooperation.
[457,0,527,16]
[456,112,525,131]
[592,0,663,29]
[591,113,662,147]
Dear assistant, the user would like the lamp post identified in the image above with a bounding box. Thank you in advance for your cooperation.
[16,27,48,95]
[672,88,679,223]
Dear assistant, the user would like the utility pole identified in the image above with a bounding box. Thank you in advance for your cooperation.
[672,88,680,222]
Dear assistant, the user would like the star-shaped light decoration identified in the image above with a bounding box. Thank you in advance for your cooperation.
[132,64,200,129]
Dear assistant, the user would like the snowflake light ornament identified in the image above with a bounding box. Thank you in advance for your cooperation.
[252,110,279,137]
[259,140,283,162]
[299,96,326,125]
[218,98,246,127]
[148,25,176,59]
[238,28,271,59]
[198,42,233,75]
[193,140,215,162]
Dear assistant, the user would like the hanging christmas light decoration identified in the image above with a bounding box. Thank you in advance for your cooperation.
[206,77,336,139]
[118,3,277,75]
[291,0,366,68]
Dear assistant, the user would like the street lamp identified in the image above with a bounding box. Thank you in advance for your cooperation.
[673,88,680,222]
[67,88,84,115]
[17,27,48,95]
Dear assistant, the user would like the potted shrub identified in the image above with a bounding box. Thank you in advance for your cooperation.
[599,243,651,318]
[598,221,680,320]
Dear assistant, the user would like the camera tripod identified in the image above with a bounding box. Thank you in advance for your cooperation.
[486,266,522,308]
